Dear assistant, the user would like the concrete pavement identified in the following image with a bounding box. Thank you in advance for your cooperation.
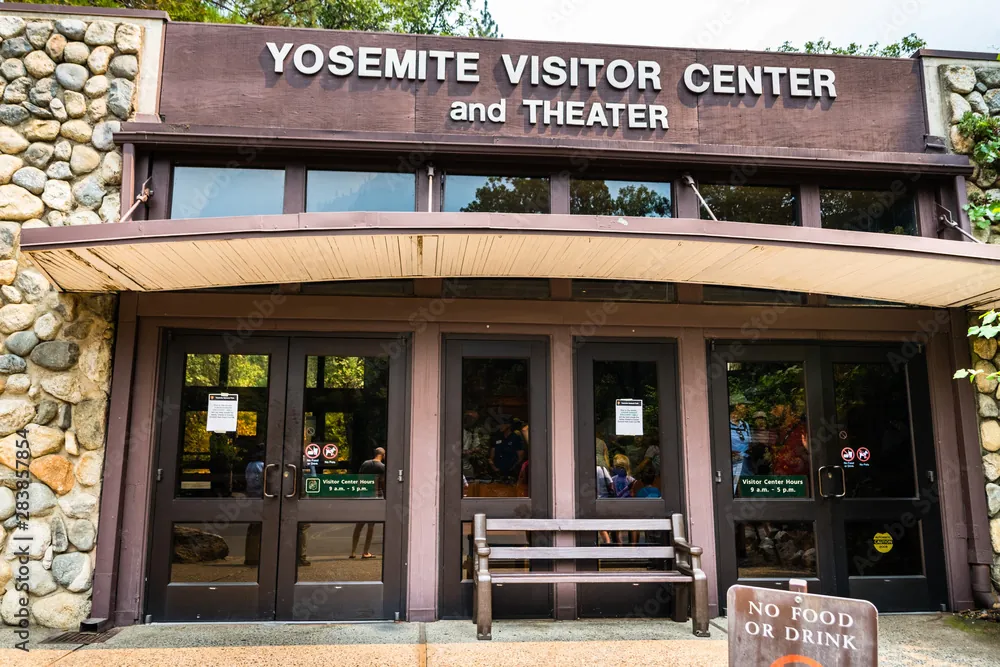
[0,614,997,666]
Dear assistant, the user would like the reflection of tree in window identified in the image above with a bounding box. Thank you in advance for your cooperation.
[304,356,389,473]
[571,180,671,217]
[820,189,916,235]
[185,354,221,386]
[699,185,797,225]
[459,177,550,214]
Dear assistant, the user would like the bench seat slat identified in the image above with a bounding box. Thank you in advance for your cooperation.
[490,546,674,560]
[491,571,692,584]
[486,519,672,531]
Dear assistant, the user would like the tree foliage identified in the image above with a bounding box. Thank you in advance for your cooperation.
[772,33,926,58]
[19,0,500,36]
[459,176,550,213]
[571,180,671,218]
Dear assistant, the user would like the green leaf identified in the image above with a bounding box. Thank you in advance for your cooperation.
[954,369,971,379]
[983,311,999,325]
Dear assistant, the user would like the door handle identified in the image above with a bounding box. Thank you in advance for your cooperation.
[262,463,278,498]
[285,464,298,498]
[817,465,847,498]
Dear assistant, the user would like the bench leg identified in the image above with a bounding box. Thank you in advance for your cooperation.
[476,573,492,640]
[671,583,689,624]
[691,575,710,637]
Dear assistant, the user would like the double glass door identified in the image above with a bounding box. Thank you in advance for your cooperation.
[711,342,947,612]
[148,334,406,622]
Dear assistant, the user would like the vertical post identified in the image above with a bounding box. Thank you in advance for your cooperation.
[551,327,576,619]
[119,143,136,220]
[283,164,306,214]
[677,328,720,617]
[550,172,570,215]
[84,293,139,630]
[798,184,821,229]
[406,323,442,621]
[673,178,700,219]
[473,513,492,640]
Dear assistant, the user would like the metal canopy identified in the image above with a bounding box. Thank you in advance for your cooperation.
[19,212,1000,309]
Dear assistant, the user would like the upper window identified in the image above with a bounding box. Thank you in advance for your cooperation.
[443,175,550,214]
[570,179,672,217]
[572,280,675,302]
[306,170,415,213]
[170,167,284,219]
[703,286,806,305]
[820,188,917,235]
[699,184,798,226]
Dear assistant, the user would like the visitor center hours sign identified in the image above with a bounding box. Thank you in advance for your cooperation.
[264,42,839,131]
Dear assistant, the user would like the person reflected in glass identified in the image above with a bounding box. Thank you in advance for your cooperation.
[244,443,265,566]
[515,419,531,493]
[748,410,776,475]
[634,429,660,489]
[490,417,526,484]
[351,447,386,560]
[730,404,751,494]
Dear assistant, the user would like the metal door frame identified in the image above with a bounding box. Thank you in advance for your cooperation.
[438,335,552,619]
[147,332,409,622]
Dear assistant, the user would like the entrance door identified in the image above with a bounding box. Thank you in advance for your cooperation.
[148,333,407,622]
[439,338,551,619]
[574,340,683,617]
[710,342,947,613]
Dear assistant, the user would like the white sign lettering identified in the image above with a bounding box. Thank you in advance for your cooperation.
[263,42,837,131]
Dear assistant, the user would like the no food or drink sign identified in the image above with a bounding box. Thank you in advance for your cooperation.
[728,583,877,666]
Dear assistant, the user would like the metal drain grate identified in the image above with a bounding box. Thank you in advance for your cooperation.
[41,628,121,645]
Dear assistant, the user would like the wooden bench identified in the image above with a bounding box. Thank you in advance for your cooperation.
[472,513,710,640]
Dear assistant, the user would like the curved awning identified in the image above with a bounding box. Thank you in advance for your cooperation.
[20,212,1000,309]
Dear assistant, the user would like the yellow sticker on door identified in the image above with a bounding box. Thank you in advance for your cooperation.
[873,532,893,553]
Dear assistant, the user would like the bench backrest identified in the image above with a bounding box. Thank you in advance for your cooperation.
[474,513,688,562]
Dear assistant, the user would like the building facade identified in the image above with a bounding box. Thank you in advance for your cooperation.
[0,4,997,631]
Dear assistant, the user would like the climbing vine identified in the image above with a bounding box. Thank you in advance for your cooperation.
[955,310,1000,383]
[957,112,1000,230]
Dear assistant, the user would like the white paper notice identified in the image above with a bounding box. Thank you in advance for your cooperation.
[615,399,643,436]
[207,393,239,433]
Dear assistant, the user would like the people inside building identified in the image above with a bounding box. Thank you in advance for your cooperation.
[730,403,751,494]
[351,447,387,559]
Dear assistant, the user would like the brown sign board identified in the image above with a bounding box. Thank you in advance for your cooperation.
[727,585,878,666]
[159,23,925,154]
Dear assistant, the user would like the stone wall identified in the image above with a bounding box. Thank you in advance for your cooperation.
[939,60,1000,599]
[940,63,1000,242]
[0,14,143,630]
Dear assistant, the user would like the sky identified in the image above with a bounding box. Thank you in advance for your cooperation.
[489,0,999,54]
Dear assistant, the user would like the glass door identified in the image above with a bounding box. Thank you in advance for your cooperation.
[439,337,551,619]
[574,340,683,617]
[711,342,947,613]
[711,344,835,606]
[148,335,288,621]
[148,334,407,622]
[821,346,947,612]
[276,338,407,620]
